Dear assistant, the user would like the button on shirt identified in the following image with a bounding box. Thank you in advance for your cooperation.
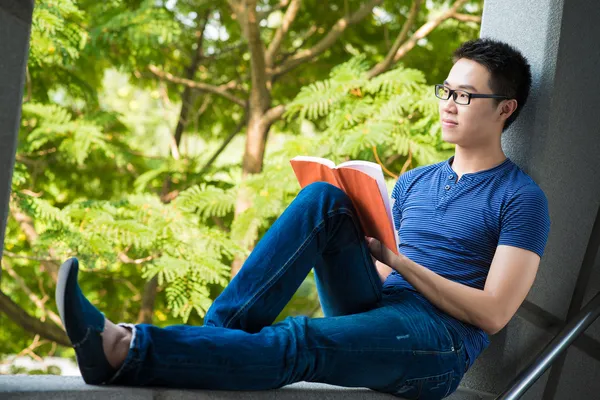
[384,156,551,368]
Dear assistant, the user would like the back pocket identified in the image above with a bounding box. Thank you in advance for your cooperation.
[394,370,453,400]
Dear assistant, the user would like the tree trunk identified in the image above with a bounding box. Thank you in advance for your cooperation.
[229,0,272,278]
[230,115,270,277]
[136,276,159,324]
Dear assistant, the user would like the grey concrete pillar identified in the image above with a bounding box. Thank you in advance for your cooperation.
[463,0,600,398]
[0,0,33,274]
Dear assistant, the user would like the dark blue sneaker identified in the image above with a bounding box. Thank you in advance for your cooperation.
[55,258,117,384]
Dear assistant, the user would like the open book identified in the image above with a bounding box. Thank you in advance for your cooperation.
[290,156,399,255]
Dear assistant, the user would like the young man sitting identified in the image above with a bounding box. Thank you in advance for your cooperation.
[55,38,550,400]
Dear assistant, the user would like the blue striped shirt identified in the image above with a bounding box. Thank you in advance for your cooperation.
[384,156,551,367]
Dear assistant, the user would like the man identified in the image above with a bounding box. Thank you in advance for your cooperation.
[56,38,550,400]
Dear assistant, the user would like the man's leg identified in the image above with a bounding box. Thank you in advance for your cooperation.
[56,182,380,384]
[108,292,467,400]
[204,181,382,331]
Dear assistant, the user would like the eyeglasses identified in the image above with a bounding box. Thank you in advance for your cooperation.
[435,84,509,105]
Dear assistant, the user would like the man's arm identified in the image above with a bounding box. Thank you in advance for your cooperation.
[390,245,540,334]
[374,259,393,283]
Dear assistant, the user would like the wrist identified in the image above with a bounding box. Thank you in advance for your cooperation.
[391,253,407,272]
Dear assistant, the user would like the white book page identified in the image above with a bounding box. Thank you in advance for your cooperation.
[336,160,398,250]
[291,156,335,169]
[390,197,400,250]
[336,160,381,180]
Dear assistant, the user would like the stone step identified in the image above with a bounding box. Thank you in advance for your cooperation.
[0,376,496,400]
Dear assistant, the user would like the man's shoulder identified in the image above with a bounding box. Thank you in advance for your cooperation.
[505,163,548,201]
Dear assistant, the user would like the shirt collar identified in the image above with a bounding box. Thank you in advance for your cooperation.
[444,156,513,180]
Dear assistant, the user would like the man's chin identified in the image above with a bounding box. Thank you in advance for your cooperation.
[441,130,460,145]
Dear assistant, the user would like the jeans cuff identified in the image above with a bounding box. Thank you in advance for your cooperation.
[106,323,138,384]
[117,322,137,349]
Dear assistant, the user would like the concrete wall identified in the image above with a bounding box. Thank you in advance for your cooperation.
[0,0,33,271]
[462,0,600,398]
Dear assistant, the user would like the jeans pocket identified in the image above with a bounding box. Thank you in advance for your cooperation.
[394,370,453,400]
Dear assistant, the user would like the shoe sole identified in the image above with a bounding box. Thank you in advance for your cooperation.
[56,258,75,331]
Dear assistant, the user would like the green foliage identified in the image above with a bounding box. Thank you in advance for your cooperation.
[29,0,87,67]
[1,0,482,361]
[285,56,452,168]
[21,103,110,166]
[85,0,183,69]
[225,56,455,250]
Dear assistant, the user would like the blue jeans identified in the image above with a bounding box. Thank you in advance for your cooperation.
[110,182,468,399]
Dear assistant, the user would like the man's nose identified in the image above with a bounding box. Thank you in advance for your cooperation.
[441,95,458,113]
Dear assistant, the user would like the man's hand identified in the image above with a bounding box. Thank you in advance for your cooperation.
[365,236,401,269]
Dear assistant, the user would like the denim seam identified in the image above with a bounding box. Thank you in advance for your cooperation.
[312,346,459,355]
[340,208,382,301]
[411,349,457,355]
[223,207,360,329]
[400,370,454,399]
[304,343,461,355]
[151,364,286,373]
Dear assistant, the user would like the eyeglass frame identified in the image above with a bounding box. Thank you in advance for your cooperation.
[434,84,509,105]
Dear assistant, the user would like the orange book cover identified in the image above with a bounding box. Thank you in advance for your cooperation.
[290,156,399,255]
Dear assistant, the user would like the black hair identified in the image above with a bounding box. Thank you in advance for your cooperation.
[453,38,532,130]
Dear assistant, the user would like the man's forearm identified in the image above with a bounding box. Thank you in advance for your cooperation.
[374,259,393,283]
[390,255,502,334]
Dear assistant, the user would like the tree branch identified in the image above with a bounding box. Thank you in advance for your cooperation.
[265,0,302,68]
[198,115,248,178]
[2,260,63,328]
[24,66,32,103]
[148,65,246,107]
[118,252,160,265]
[162,11,211,200]
[270,0,383,77]
[277,25,318,63]
[262,104,287,126]
[9,203,60,283]
[174,11,211,147]
[390,0,470,65]
[200,42,246,61]
[0,290,70,347]
[16,334,46,362]
[256,0,290,20]
[244,0,271,112]
[452,13,481,23]
[367,0,422,79]
[3,251,61,262]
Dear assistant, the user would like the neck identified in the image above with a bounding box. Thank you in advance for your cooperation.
[451,143,506,178]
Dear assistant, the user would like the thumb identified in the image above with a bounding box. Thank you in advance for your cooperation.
[365,236,380,250]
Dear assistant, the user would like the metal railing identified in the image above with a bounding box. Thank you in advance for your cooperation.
[495,291,600,400]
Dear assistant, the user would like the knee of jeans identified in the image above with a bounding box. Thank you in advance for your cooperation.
[300,182,352,208]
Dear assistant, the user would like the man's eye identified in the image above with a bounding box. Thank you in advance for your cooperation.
[458,92,469,98]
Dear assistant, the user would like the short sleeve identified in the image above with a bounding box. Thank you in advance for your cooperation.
[391,171,412,231]
[498,184,551,257]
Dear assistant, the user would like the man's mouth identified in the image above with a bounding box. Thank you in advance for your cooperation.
[442,119,458,127]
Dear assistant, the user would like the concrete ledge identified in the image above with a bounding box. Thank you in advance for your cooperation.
[0,376,495,399]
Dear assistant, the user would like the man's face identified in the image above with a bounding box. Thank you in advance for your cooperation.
[439,58,504,148]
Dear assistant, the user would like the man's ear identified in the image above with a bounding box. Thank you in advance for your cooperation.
[499,99,518,119]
